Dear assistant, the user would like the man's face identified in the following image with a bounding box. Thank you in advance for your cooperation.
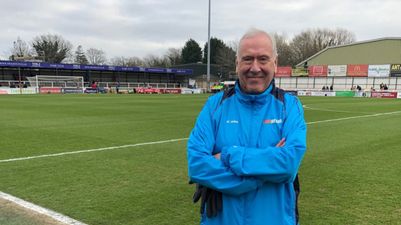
[236,34,277,94]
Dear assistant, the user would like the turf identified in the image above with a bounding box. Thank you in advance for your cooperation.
[0,94,400,225]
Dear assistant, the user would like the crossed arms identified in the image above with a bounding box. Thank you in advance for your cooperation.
[187,97,307,196]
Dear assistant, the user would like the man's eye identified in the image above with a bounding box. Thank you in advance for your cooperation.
[242,57,253,63]
[259,57,270,63]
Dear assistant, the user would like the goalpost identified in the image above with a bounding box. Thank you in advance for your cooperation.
[26,75,85,94]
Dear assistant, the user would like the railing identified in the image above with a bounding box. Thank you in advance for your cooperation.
[0,80,183,89]
[275,76,401,91]
[2,77,401,91]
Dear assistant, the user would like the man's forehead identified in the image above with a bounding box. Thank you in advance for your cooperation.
[239,37,273,56]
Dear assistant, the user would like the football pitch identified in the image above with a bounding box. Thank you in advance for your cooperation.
[1,94,401,225]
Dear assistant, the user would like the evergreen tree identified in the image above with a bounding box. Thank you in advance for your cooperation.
[202,37,225,64]
[181,39,202,64]
[31,34,72,63]
[75,45,88,64]
[203,37,236,79]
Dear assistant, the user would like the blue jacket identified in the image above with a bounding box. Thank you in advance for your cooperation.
[187,81,307,225]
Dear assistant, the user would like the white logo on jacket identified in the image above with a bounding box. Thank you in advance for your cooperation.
[226,120,239,124]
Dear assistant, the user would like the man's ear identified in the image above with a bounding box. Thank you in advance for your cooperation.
[274,57,278,73]
[235,58,239,74]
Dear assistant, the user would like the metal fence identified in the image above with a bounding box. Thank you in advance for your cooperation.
[276,77,401,91]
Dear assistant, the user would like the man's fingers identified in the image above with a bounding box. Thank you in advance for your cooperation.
[216,191,223,211]
[192,184,203,203]
[276,138,285,147]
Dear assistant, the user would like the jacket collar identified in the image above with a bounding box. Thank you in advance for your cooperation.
[235,80,274,105]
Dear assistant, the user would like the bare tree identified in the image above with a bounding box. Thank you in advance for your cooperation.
[143,54,168,67]
[273,33,295,67]
[290,28,355,66]
[31,34,73,63]
[10,37,31,59]
[330,28,356,46]
[164,48,182,66]
[126,57,145,67]
[62,52,75,64]
[109,56,127,66]
[86,48,107,65]
[109,56,144,67]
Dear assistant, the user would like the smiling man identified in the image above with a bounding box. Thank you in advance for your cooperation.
[188,28,307,225]
[236,29,277,94]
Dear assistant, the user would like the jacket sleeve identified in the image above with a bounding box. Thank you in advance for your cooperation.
[187,96,263,196]
[220,96,307,184]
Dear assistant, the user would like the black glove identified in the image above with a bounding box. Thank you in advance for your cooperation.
[192,183,222,218]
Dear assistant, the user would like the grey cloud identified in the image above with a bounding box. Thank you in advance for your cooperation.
[1,0,400,60]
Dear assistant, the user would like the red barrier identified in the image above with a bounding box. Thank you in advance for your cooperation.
[371,91,397,98]
[162,88,181,94]
[135,88,182,94]
[308,65,328,77]
[275,67,292,77]
[135,87,161,94]
[39,87,62,94]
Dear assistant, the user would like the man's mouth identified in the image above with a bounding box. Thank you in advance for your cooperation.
[244,72,266,79]
[245,75,264,79]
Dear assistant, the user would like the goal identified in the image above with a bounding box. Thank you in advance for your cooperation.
[26,75,84,94]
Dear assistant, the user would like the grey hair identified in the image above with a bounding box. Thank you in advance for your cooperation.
[237,28,278,58]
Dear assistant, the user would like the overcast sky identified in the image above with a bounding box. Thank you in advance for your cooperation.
[1,0,400,61]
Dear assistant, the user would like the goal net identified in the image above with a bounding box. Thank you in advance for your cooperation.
[26,75,84,94]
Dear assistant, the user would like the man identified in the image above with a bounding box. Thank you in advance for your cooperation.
[116,81,120,94]
[187,28,307,225]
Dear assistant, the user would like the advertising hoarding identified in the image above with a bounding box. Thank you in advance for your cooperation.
[390,64,401,77]
[368,65,390,77]
[310,91,336,96]
[308,65,328,77]
[347,64,368,77]
[0,60,192,75]
[335,91,355,97]
[328,65,347,77]
[292,68,308,76]
[371,92,398,98]
[162,88,181,94]
[275,67,292,77]
[39,87,62,94]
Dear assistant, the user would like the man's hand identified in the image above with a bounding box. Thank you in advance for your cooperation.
[213,153,221,160]
[276,138,286,147]
[192,183,223,218]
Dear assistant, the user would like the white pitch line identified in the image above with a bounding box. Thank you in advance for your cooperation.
[0,138,188,163]
[0,191,87,225]
[306,110,401,125]
[1,110,401,164]
[303,105,371,114]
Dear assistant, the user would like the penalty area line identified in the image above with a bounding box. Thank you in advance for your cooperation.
[0,191,87,225]
[0,138,188,163]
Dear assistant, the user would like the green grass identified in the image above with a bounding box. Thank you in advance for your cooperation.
[1,94,401,225]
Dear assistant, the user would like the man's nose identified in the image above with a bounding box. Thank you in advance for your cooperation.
[250,59,261,73]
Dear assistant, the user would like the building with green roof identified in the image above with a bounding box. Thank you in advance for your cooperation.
[297,37,401,67]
